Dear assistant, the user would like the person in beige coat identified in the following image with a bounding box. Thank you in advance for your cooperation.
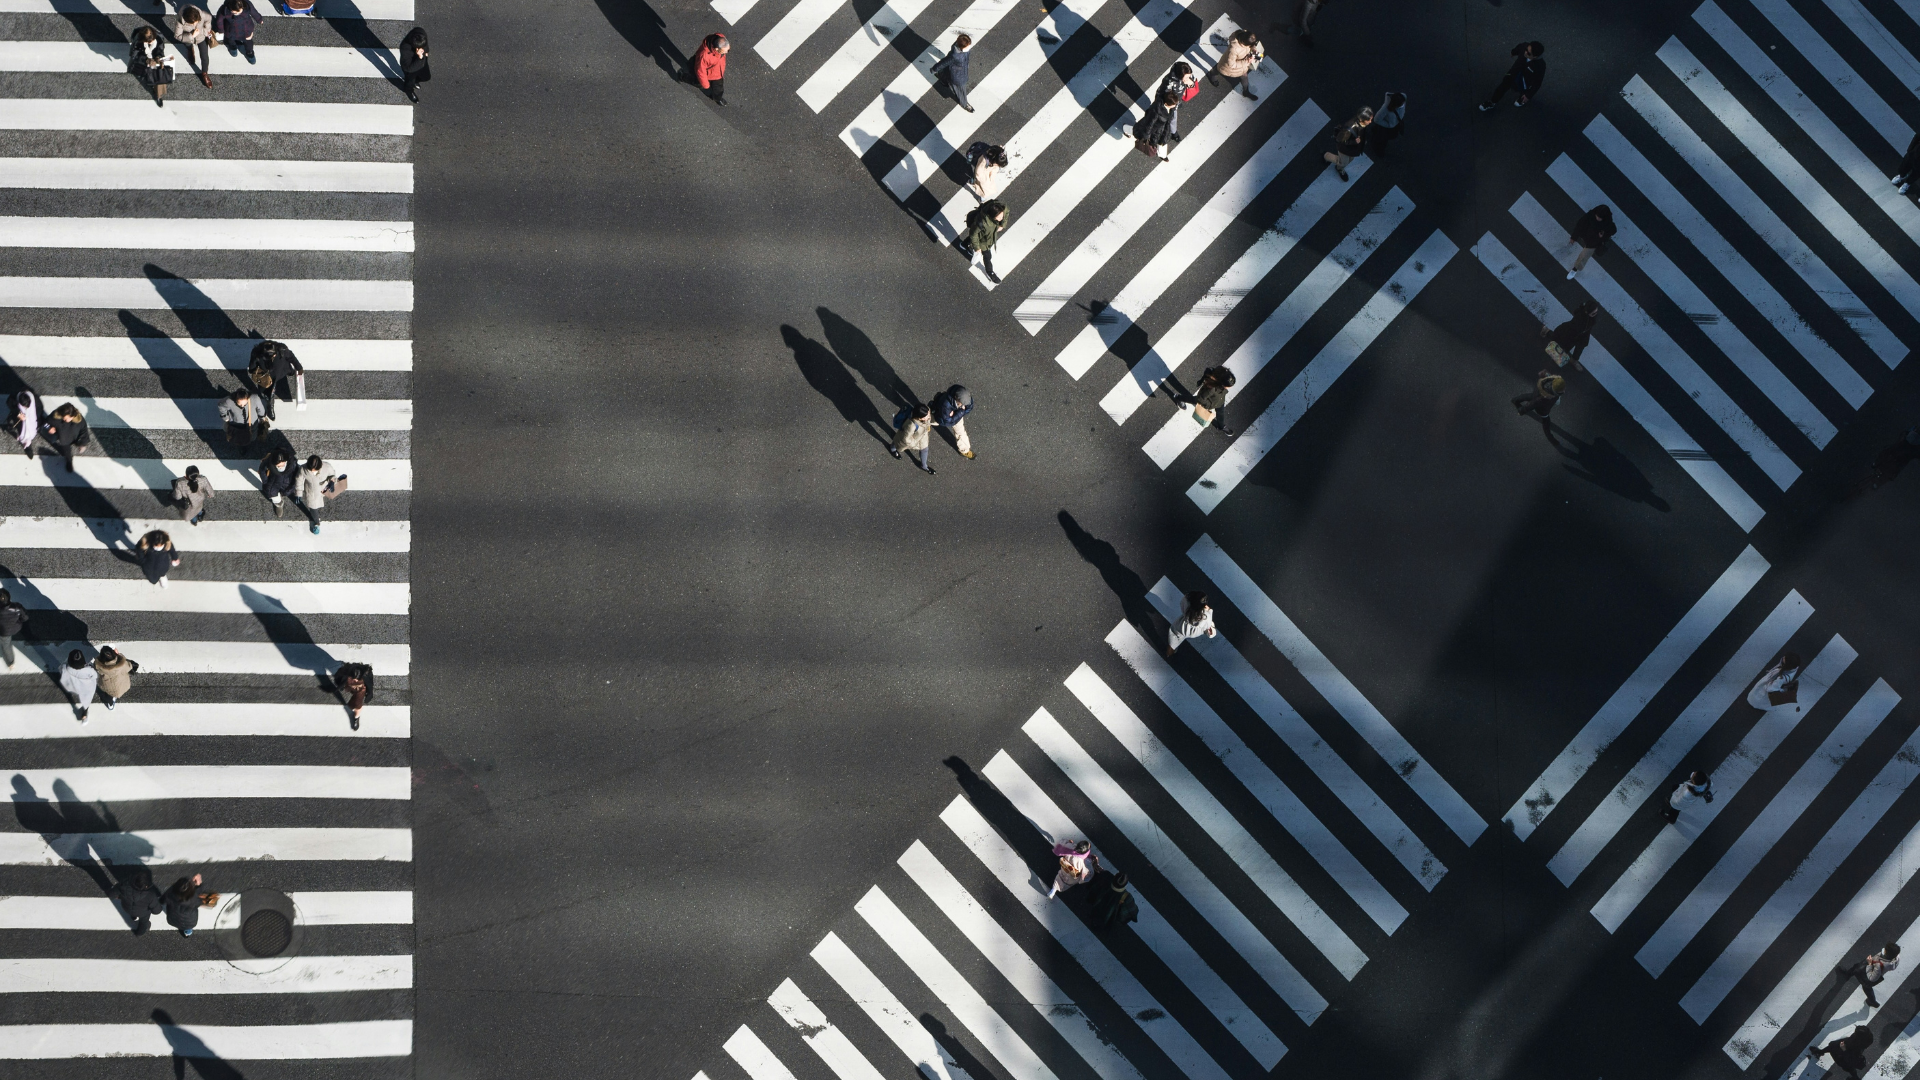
[172,4,214,88]
[93,646,139,711]
[1208,30,1263,99]
[295,455,334,536]
[889,403,937,475]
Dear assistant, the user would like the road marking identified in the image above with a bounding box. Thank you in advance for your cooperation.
[4,765,410,802]
[64,395,410,430]
[0,891,412,930]
[0,100,412,135]
[0,276,412,311]
[1750,0,1912,151]
[0,955,410,993]
[755,0,850,69]
[723,1025,801,1080]
[0,335,412,370]
[0,216,413,252]
[0,0,410,13]
[1,640,410,676]
[0,158,413,193]
[839,0,1027,157]
[0,455,412,491]
[0,517,410,553]
[809,931,979,1080]
[1,578,410,616]
[0,1020,412,1059]
[0,703,408,739]
[0,41,401,77]
[768,978,888,1080]
[796,0,939,112]
[0,827,411,864]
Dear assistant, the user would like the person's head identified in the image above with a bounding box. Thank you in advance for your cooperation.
[133,25,156,42]
[1169,61,1192,81]
[1852,1026,1875,1048]
[232,387,251,403]
[1886,943,1902,959]
[184,465,200,479]
[10,389,30,409]
[1111,871,1129,889]
[305,455,323,472]
[1526,41,1544,57]
[1780,652,1802,670]
[1073,840,1090,854]
[167,875,198,900]
[1385,91,1405,110]
[947,385,972,409]
[1231,28,1258,47]
[50,403,80,421]
[704,33,728,53]
[142,529,170,549]
[1203,368,1235,388]
[1543,375,1566,395]
[403,26,426,46]
[912,403,930,420]
[1158,88,1181,109]
[983,199,1007,222]
[224,0,244,11]
[1577,299,1600,319]
[1185,589,1209,614]
[98,645,119,664]
[181,5,201,21]
[954,33,972,49]
[1689,770,1708,786]
[1595,204,1613,221]
[1353,106,1374,127]
[131,867,153,890]
[66,649,85,670]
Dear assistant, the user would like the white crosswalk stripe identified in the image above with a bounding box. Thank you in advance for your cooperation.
[0,0,413,15]
[0,516,409,552]
[0,702,410,738]
[0,891,413,929]
[0,578,409,615]
[0,335,413,370]
[0,276,412,310]
[0,216,415,252]
[0,455,413,490]
[0,1020,413,1059]
[0,158,414,193]
[0,41,401,77]
[1,100,413,135]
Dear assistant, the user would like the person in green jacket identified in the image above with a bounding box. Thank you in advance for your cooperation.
[961,200,1010,284]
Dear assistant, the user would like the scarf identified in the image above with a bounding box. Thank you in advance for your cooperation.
[12,393,35,450]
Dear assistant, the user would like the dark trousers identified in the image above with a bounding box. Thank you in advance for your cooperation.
[1850,966,1883,1006]
[0,634,13,666]
[262,375,295,420]
[1898,135,1920,178]
[704,77,725,102]
[1513,392,1556,420]
[1484,74,1533,105]
[1172,393,1230,432]
[946,76,970,110]
[227,36,255,61]
[48,437,84,471]
[403,62,429,95]
[182,40,209,73]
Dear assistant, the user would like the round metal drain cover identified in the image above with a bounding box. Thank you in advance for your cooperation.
[241,909,293,957]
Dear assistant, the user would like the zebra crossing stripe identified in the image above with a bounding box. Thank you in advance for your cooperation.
[0,578,410,616]
[0,518,410,553]
[0,100,412,136]
[0,891,412,930]
[809,931,980,1080]
[723,1025,802,1080]
[796,0,940,112]
[0,827,411,864]
[0,456,413,491]
[0,955,410,993]
[1751,0,1914,151]
[767,978,889,1080]
[0,702,408,739]
[0,1020,413,1059]
[755,0,851,69]
[0,0,413,14]
[1813,0,1920,116]
[838,0,1026,156]
[1780,936,1920,1080]
[0,335,413,370]
[4,639,410,675]
[4,765,410,801]
[0,276,412,311]
[712,0,761,22]
[71,396,410,430]
[0,41,402,77]
[0,216,414,252]
[0,158,413,193]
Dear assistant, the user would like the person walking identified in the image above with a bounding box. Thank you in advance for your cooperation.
[890,402,937,474]
[334,662,372,730]
[5,389,37,459]
[1540,299,1600,368]
[136,530,180,588]
[1894,133,1920,195]
[1478,41,1544,110]
[1566,205,1616,280]
[172,3,213,88]
[1134,87,1181,163]
[1282,0,1327,45]
[1158,62,1200,147]
[930,385,976,460]
[0,589,26,669]
[1166,590,1217,656]
[93,646,139,710]
[1749,652,1802,709]
[212,0,263,64]
[39,403,91,473]
[1847,943,1902,1007]
[1662,769,1713,824]
[1324,108,1371,181]
[1170,366,1236,436]
[693,33,729,106]
[1207,29,1263,98]
[129,25,173,106]
[964,142,1006,202]
[960,200,1009,283]
[172,464,213,525]
[1512,370,1565,424]
[399,26,430,102]
[1049,840,1097,898]
[1370,92,1406,155]
[59,649,98,723]
[112,868,165,935]
[295,454,333,535]
[219,386,270,447]
[247,340,304,421]
[1808,1025,1873,1079]
[930,34,974,113]
[163,873,208,937]
[1088,870,1139,934]
[259,448,297,517]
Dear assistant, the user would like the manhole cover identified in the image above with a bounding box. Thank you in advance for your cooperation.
[241,909,293,957]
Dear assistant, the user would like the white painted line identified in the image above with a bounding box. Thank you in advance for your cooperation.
[1188,230,1457,511]
[810,931,979,1080]
[3,640,410,676]
[1504,545,1768,840]
[1145,577,1442,889]
[1054,101,1328,379]
[1754,0,1913,150]
[0,335,412,371]
[1014,711,1329,1018]
[1871,1000,1920,1078]
[880,0,1109,202]
[0,42,402,78]
[1639,679,1901,976]
[755,0,849,69]
[1511,192,1800,490]
[1776,915,1920,1080]
[1710,784,1920,1035]
[1622,74,1907,362]
[0,954,409,993]
[711,0,760,23]
[982,752,1287,1067]
[982,18,1235,280]
[724,1025,803,1080]
[899,841,1149,1080]
[0,0,413,16]
[1583,115,1882,399]
[940,798,1238,1080]
[1547,155,1838,447]
[1142,187,1413,469]
[1548,590,1813,884]
[0,455,411,491]
[0,217,413,253]
[0,702,408,739]
[1816,0,1920,122]
[0,158,413,193]
[0,100,412,136]
[0,517,410,553]
[1591,634,1855,932]
[1,578,409,616]
[1103,623,1408,931]
[0,1020,412,1060]
[4,765,409,802]
[838,0,1027,157]
[1187,533,1485,844]
[0,891,412,929]
[286,891,413,926]
[66,395,411,430]
[925,0,1194,244]
[0,827,410,865]
[856,886,1064,1080]
[1012,52,1284,319]
[769,979,888,1080]
[1473,231,1768,529]
[796,0,939,112]
[0,276,411,311]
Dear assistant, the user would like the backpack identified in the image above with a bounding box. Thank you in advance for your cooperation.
[247,344,277,389]
[338,662,375,701]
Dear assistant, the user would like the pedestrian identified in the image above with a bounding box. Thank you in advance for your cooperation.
[136,530,180,588]
[1157,62,1200,145]
[1749,652,1803,709]
[295,454,333,535]
[1847,943,1902,1007]
[246,340,304,421]
[4,389,37,459]
[399,26,429,102]
[128,25,173,106]
[960,199,1010,284]
[93,646,139,710]
[1166,590,1217,656]
[1539,299,1599,368]
[1049,840,1097,898]
[890,402,937,475]
[1134,87,1181,163]
[334,662,372,730]
[964,142,1006,202]
[212,0,263,64]
[219,386,269,447]
[1087,869,1139,934]
[59,649,98,723]
[281,0,316,14]
[1370,92,1406,155]
[1894,133,1920,195]
[0,588,26,669]
[112,868,164,935]
[1324,108,1371,181]
[1282,0,1327,45]
[1808,1025,1873,1079]
[38,402,91,473]
[930,385,976,460]
[172,3,213,88]
[1511,370,1565,423]
[1170,366,1236,436]
[1566,204,1616,280]
[1207,29,1263,99]
[930,34,974,113]
[259,448,296,517]
[163,873,208,937]
[172,464,213,526]
[1662,769,1712,824]
[693,33,729,106]
[1478,41,1544,111]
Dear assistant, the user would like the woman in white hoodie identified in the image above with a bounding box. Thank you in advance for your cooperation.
[58,649,98,723]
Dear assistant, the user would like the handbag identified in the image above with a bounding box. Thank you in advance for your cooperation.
[323,474,349,499]
[1767,682,1798,706]
[1191,404,1215,426]
[1545,341,1570,367]
[198,892,220,908]
[152,60,175,84]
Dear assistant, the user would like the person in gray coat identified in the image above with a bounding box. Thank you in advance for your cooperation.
[217,387,269,446]
[171,465,213,525]
[890,403,937,474]
[930,34,974,113]
[294,455,333,535]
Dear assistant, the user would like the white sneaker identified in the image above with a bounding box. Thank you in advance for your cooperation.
[1566,270,1577,280]
[157,578,168,589]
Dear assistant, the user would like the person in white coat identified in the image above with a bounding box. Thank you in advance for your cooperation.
[58,649,98,723]
[1749,652,1802,710]
[295,455,334,535]
[1663,769,1712,824]
[1166,590,1217,656]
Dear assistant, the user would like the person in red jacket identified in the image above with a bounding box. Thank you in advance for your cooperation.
[693,33,729,106]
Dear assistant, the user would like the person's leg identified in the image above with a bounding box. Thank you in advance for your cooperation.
[301,495,321,534]
[197,40,211,85]
[0,635,13,667]
[1238,73,1257,99]
[1481,74,1513,108]
[951,78,972,112]
[1210,405,1234,436]
[239,37,254,62]
[951,418,972,458]
[55,440,76,473]
[914,447,934,473]
[979,247,1000,284]
[707,76,725,103]
[1571,245,1594,271]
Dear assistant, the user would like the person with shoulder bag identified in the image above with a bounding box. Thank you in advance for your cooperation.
[1208,30,1263,98]
[219,387,270,446]
[1170,366,1235,435]
[172,464,214,525]
[164,873,213,937]
[295,455,334,536]
[334,663,373,730]
[960,200,1009,283]
[248,340,304,421]
[172,4,214,88]
[889,402,937,475]
[965,141,1006,201]
[1540,300,1598,370]
[128,25,173,106]
[93,646,140,710]
[5,389,38,459]
[1324,108,1371,181]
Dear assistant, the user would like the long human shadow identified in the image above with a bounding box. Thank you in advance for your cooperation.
[590,0,687,81]
[918,1013,995,1080]
[239,584,335,694]
[0,561,91,657]
[818,308,917,413]
[1757,973,1885,1079]
[12,775,154,897]
[1545,425,1671,512]
[141,267,295,462]
[152,1009,247,1080]
[780,325,890,447]
[1057,509,1157,640]
[119,310,236,463]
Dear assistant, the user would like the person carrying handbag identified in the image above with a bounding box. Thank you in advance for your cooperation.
[1207,30,1263,98]
[128,26,174,106]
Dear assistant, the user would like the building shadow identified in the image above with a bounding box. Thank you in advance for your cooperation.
[1545,425,1671,512]
[589,0,687,81]
[817,308,918,412]
[781,325,889,446]
[152,1009,247,1080]
[1057,509,1157,640]
[12,775,153,896]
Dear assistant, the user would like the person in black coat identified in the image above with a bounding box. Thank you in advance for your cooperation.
[0,588,26,669]
[1478,41,1544,110]
[1540,300,1600,366]
[1567,205,1617,279]
[164,873,205,937]
[399,27,429,102]
[112,868,165,935]
[1809,1025,1873,1079]
[259,449,297,515]
[39,403,90,473]
[1088,870,1139,935]
[1170,366,1236,436]
[1135,88,1180,161]
[247,340,304,421]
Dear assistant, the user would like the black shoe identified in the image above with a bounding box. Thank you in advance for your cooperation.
[715,96,728,107]
[407,89,419,102]
[1219,427,1236,436]
[350,713,360,731]
[984,269,1001,284]
[889,448,902,459]
[922,466,937,475]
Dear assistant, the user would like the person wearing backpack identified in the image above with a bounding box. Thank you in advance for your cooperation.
[93,646,140,710]
[960,201,1010,284]
[1208,30,1263,98]
[334,663,373,729]
[248,340,304,421]
[965,142,1006,202]
[1169,366,1236,436]
[930,34,974,113]
[0,589,27,669]
[172,465,213,525]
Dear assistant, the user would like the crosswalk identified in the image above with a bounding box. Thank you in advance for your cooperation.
[1476,0,1920,532]
[0,0,415,1070]
[719,0,1455,516]
[688,535,1480,1080]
